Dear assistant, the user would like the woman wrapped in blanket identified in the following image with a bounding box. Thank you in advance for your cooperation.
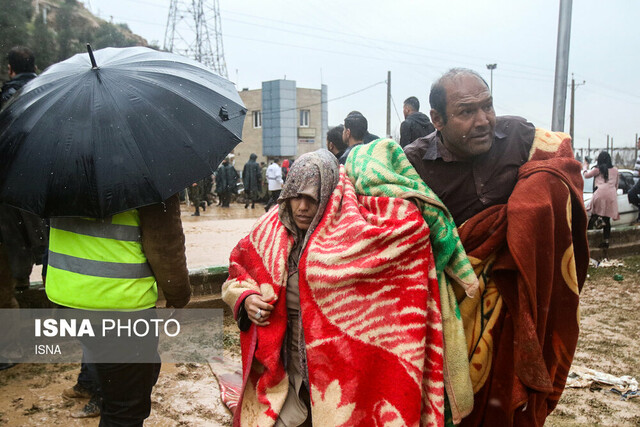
[223,149,339,426]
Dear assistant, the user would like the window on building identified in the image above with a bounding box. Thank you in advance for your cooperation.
[253,111,262,128]
[299,109,310,127]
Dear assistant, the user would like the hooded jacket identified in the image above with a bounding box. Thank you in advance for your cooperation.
[242,154,261,193]
[400,111,435,148]
[1,72,37,108]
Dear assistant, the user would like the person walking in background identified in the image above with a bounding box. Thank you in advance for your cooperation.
[187,179,206,216]
[202,174,214,206]
[1,46,37,108]
[326,124,347,159]
[242,153,262,209]
[399,96,435,148]
[218,157,239,208]
[265,158,283,211]
[583,151,620,248]
[339,111,369,165]
[281,159,290,183]
[259,161,269,203]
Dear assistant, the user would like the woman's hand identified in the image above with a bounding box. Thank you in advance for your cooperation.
[244,294,274,326]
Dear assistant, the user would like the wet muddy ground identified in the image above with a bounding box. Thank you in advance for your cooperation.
[9,203,640,425]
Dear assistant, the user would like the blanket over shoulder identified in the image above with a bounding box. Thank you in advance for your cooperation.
[223,168,445,426]
[457,129,589,426]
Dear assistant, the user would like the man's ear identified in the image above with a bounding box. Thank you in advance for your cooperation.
[430,109,445,131]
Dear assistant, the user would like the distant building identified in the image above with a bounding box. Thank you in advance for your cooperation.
[235,80,328,169]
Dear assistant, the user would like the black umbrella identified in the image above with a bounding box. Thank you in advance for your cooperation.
[0,45,246,217]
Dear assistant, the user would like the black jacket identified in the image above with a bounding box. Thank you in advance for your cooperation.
[1,72,37,108]
[242,157,262,193]
[399,112,435,148]
[217,163,239,193]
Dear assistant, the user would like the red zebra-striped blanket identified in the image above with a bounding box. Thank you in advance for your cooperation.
[224,167,445,426]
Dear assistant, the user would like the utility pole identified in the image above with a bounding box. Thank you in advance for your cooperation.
[606,134,610,153]
[386,71,391,138]
[611,137,614,158]
[569,73,585,148]
[486,64,497,94]
[551,0,573,131]
[635,133,638,166]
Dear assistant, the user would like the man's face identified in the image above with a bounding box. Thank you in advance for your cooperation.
[342,126,350,145]
[403,104,411,119]
[432,75,496,159]
[327,138,338,155]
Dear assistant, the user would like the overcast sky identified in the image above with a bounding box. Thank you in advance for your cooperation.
[85,0,639,149]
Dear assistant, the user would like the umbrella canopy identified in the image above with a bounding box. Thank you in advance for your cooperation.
[0,46,246,217]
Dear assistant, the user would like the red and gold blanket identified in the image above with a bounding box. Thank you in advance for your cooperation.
[457,130,589,426]
[223,168,445,426]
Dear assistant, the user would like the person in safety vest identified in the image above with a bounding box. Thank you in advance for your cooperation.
[46,194,191,426]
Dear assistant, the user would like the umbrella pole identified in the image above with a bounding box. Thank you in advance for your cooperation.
[86,44,98,69]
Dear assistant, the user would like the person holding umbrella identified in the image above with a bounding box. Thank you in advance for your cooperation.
[47,195,191,424]
[0,45,247,426]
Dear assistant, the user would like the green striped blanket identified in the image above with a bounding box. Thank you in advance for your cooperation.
[346,138,478,423]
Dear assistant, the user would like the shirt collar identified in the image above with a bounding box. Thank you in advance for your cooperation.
[422,128,505,162]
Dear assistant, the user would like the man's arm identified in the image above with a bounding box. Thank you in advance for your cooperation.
[139,194,191,308]
[274,165,283,185]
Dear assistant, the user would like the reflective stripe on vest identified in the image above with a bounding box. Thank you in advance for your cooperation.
[45,210,158,310]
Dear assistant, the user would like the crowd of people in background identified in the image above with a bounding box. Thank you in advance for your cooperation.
[2,43,640,427]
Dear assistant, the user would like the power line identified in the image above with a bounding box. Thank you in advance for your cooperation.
[238,81,386,120]
[389,93,403,124]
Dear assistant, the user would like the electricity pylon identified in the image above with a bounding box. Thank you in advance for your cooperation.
[164,0,228,78]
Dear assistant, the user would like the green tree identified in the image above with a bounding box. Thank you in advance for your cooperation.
[55,0,84,62]
[0,0,33,81]
[30,13,59,72]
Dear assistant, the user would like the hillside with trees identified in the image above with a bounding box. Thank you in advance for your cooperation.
[0,0,150,82]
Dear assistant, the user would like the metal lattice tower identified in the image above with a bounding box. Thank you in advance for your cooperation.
[164,0,228,78]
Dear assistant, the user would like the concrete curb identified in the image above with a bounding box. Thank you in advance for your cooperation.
[16,224,640,308]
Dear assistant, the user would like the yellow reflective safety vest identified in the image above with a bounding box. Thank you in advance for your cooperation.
[46,210,157,310]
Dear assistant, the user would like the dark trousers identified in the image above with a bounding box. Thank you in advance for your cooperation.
[95,362,161,427]
[0,243,18,308]
[75,308,161,427]
[589,214,611,240]
[265,190,281,211]
[220,191,232,207]
[629,180,640,219]
[77,351,100,395]
[245,190,258,208]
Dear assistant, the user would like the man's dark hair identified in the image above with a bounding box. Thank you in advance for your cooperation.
[7,46,35,74]
[404,96,420,112]
[344,111,368,141]
[429,68,489,124]
[327,124,347,151]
